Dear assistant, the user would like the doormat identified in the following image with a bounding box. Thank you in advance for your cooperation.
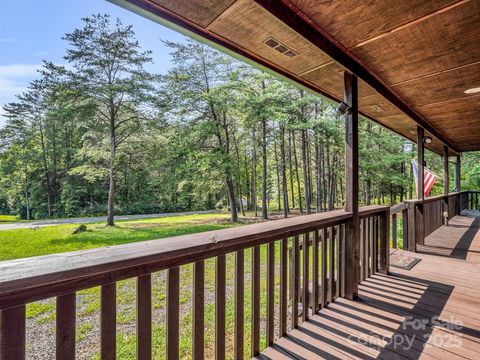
[390,253,421,270]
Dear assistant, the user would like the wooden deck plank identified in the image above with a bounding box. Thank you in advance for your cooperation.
[261,214,480,360]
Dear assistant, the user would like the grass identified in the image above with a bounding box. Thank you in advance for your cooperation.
[0,214,19,223]
[1,212,285,359]
[2,211,339,359]
[0,213,235,261]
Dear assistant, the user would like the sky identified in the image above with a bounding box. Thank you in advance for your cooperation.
[0,0,188,127]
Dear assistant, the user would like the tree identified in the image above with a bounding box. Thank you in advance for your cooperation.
[62,14,156,226]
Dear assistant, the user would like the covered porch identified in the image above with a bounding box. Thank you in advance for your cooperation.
[261,207,480,359]
[1,0,480,359]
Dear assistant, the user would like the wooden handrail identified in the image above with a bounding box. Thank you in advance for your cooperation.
[0,206,388,310]
[0,205,390,359]
[389,190,479,252]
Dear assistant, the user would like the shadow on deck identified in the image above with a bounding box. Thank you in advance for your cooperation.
[418,211,480,261]
[259,213,480,359]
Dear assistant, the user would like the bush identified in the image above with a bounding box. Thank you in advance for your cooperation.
[72,224,88,234]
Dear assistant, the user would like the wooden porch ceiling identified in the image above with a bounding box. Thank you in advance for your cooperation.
[113,0,480,154]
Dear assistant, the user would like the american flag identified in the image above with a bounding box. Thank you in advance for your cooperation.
[412,160,438,198]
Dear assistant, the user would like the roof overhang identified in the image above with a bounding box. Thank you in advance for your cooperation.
[110,0,480,155]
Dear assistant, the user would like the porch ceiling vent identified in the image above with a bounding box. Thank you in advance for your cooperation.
[263,37,297,58]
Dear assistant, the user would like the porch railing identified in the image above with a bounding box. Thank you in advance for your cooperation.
[0,206,389,360]
[390,190,479,251]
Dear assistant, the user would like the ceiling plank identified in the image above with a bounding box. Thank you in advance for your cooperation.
[253,0,458,151]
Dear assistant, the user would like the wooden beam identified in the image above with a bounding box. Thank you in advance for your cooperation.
[416,126,425,247]
[443,146,449,194]
[455,155,461,191]
[112,0,457,155]
[343,71,359,300]
[252,0,457,152]
[417,126,425,200]
[443,146,449,225]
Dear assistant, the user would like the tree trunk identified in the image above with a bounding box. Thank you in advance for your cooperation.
[280,124,289,218]
[315,134,322,213]
[321,141,327,210]
[107,131,116,226]
[226,176,238,222]
[244,148,251,211]
[306,130,313,210]
[233,130,246,216]
[252,127,258,217]
[292,130,303,213]
[261,117,268,220]
[288,129,295,210]
[274,130,281,211]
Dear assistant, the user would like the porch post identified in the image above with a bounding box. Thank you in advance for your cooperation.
[343,71,359,300]
[416,126,425,247]
[443,145,449,225]
[455,155,461,191]
[416,126,425,200]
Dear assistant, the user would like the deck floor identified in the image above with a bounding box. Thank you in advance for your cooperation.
[260,213,480,359]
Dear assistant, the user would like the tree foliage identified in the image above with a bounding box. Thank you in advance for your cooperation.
[1,14,478,222]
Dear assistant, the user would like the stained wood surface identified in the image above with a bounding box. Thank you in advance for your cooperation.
[166,268,179,360]
[234,250,244,360]
[193,261,204,360]
[150,0,235,28]
[215,255,226,360]
[0,305,25,360]
[260,212,480,359]
[137,274,151,360]
[101,283,116,360]
[0,209,355,309]
[122,0,480,153]
[56,293,76,360]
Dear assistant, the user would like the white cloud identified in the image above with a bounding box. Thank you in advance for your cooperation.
[0,64,41,128]
[0,63,40,77]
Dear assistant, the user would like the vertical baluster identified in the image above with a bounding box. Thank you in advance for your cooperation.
[365,218,370,279]
[56,293,76,360]
[101,283,116,360]
[302,232,309,321]
[402,210,408,251]
[251,246,260,356]
[369,217,373,276]
[234,250,244,360]
[321,228,327,307]
[312,231,319,313]
[193,261,204,360]
[267,242,275,345]
[359,219,364,281]
[167,268,179,360]
[280,239,288,337]
[363,218,368,280]
[373,216,378,272]
[137,274,152,360]
[0,305,25,360]
[291,236,299,328]
[340,223,346,297]
[328,227,334,303]
[335,225,340,299]
[380,212,390,274]
[392,214,397,249]
[216,255,226,360]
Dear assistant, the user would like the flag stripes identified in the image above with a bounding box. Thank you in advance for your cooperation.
[412,160,438,198]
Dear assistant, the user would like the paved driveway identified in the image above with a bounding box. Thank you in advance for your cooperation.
[0,210,218,230]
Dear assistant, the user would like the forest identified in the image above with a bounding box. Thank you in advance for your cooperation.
[1,14,479,224]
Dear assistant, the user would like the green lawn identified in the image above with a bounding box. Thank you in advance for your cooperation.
[0,214,19,223]
[0,213,236,261]
[1,212,288,359]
